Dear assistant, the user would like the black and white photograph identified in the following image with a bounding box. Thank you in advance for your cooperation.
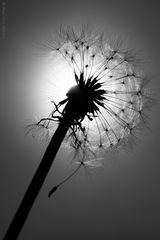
[1,1,160,239]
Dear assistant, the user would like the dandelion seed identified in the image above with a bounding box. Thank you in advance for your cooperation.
[48,161,82,197]
[48,157,103,197]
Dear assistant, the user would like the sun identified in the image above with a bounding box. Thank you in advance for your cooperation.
[44,51,76,104]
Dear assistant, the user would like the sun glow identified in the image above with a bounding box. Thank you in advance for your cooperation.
[43,52,76,104]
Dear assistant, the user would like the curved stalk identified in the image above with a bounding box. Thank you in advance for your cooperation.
[48,163,82,197]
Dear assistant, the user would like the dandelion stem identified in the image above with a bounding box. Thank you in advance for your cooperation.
[4,102,74,240]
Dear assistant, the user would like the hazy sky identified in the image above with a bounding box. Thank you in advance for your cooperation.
[1,0,160,239]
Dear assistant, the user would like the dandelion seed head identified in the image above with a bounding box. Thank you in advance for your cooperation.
[29,25,150,160]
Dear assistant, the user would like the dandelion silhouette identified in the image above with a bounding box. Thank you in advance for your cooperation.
[4,25,151,240]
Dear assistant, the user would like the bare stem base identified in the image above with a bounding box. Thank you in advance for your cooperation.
[4,103,73,240]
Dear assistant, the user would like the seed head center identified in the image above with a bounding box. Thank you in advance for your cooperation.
[66,75,106,121]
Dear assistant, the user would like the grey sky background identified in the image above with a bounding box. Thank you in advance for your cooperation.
[1,0,160,239]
